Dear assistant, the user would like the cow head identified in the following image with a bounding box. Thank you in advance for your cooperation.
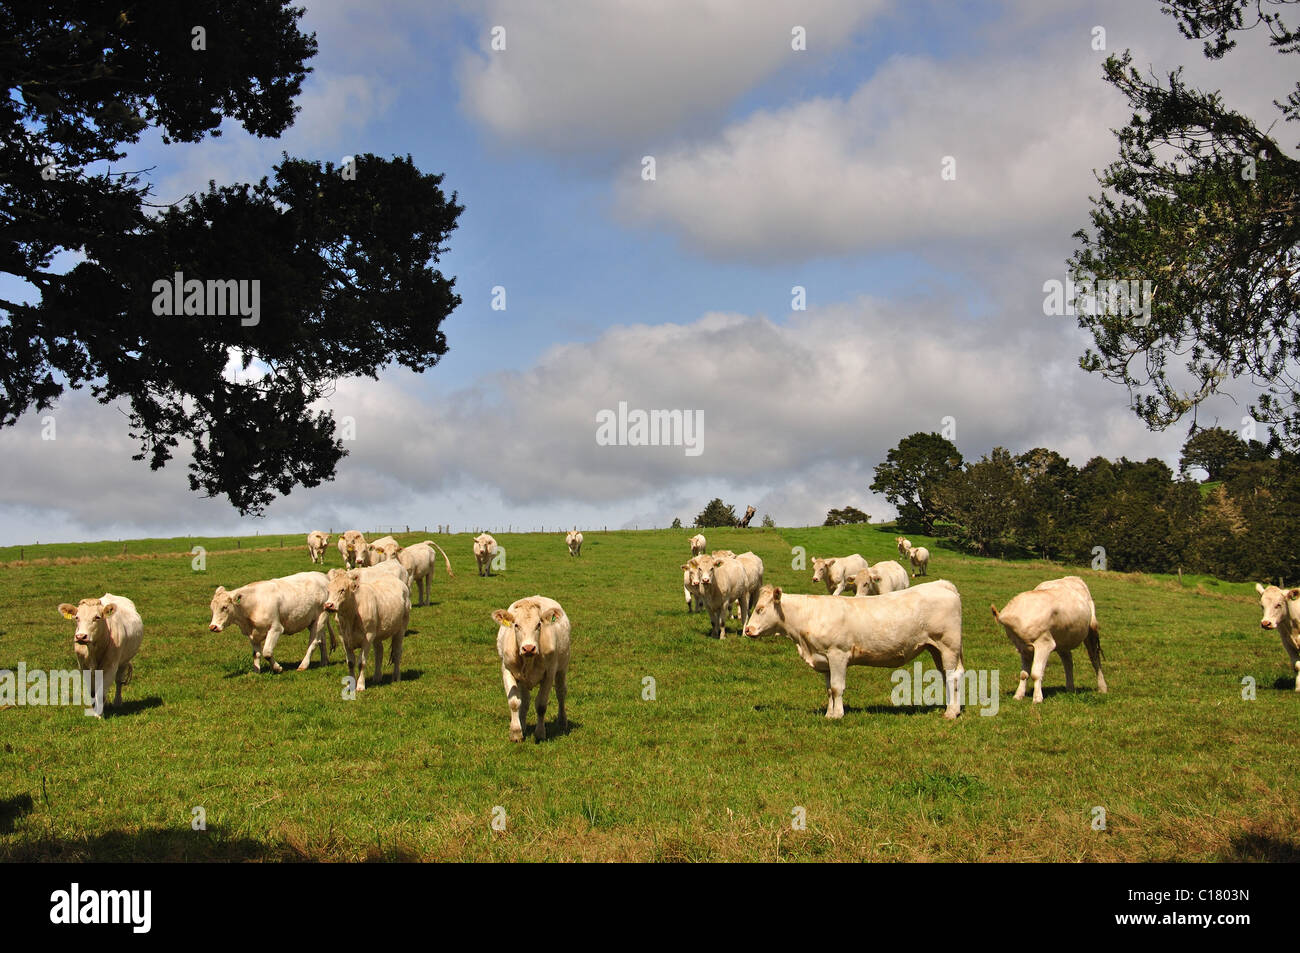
[811,557,834,583]
[1256,583,1299,632]
[743,586,784,638]
[58,598,116,649]
[493,601,561,661]
[325,569,361,613]
[207,586,244,633]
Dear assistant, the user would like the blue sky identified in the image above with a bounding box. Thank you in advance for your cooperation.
[2,0,1293,544]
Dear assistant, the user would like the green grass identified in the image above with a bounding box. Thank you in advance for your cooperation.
[0,524,1295,861]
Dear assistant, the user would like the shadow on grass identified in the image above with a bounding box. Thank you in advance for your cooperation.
[0,793,33,833]
[0,825,299,862]
[1271,676,1299,691]
[104,695,163,717]
[1223,829,1300,861]
[518,717,579,743]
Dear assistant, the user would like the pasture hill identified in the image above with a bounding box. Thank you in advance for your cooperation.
[0,525,1293,862]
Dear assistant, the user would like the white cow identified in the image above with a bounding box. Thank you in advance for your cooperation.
[811,554,869,596]
[324,568,411,691]
[474,533,498,577]
[744,581,966,719]
[566,528,583,557]
[698,555,753,639]
[681,557,706,613]
[736,551,765,608]
[356,559,410,587]
[689,534,707,557]
[990,575,1106,704]
[1256,583,1300,691]
[896,536,912,559]
[306,531,330,565]
[854,560,910,596]
[366,535,400,564]
[56,593,144,715]
[208,572,335,673]
[906,545,930,577]
[396,540,455,606]
[338,531,367,569]
[492,595,571,742]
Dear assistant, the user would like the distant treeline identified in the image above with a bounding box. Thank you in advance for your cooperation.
[871,428,1300,582]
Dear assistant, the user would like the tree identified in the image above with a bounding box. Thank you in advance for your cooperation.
[760,514,775,528]
[1015,448,1079,560]
[870,432,963,533]
[823,506,870,526]
[1179,426,1251,479]
[1,2,463,514]
[933,448,1019,555]
[694,498,738,528]
[1068,0,1300,448]
[670,517,683,529]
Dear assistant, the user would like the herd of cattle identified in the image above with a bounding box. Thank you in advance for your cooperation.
[52,529,1300,738]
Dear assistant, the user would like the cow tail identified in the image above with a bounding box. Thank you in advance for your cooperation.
[425,540,455,578]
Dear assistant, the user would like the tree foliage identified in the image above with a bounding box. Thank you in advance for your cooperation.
[869,432,963,533]
[1,2,463,514]
[694,498,738,528]
[1069,0,1300,447]
[823,505,870,526]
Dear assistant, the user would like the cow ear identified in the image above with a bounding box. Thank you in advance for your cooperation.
[1256,583,1267,594]
[58,603,77,620]
[215,585,226,595]
[1288,589,1300,601]
[493,609,514,626]
[234,593,242,603]
[549,611,560,624]
[101,603,117,616]
[772,587,782,602]
[681,564,689,571]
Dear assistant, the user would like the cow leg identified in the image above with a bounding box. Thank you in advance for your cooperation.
[356,641,370,692]
[503,667,525,742]
[519,687,532,736]
[372,638,385,686]
[262,624,285,674]
[390,631,404,685]
[101,664,121,708]
[1059,648,1075,691]
[1030,639,1055,703]
[826,652,848,719]
[534,672,553,741]
[555,667,568,733]
[421,575,431,606]
[684,587,693,612]
[298,617,322,672]
[1013,646,1032,700]
[941,649,964,719]
[343,642,358,686]
[1085,627,1108,693]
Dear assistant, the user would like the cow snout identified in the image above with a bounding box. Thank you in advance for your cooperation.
[208,624,220,632]
[520,644,537,656]
[324,602,336,611]
[75,634,90,644]
[1262,620,1273,629]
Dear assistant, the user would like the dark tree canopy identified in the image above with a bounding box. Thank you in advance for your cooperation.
[870,432,963,534]
[694,498,738,528]
[1178,425,1263,478]
[1,2,463,514]
[823,505,870,526]
[1069,0,1300,448]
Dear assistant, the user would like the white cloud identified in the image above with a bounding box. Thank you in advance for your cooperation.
[457,0,886,153]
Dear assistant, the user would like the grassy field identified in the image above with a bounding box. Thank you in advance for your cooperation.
[0,524,1294,862]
